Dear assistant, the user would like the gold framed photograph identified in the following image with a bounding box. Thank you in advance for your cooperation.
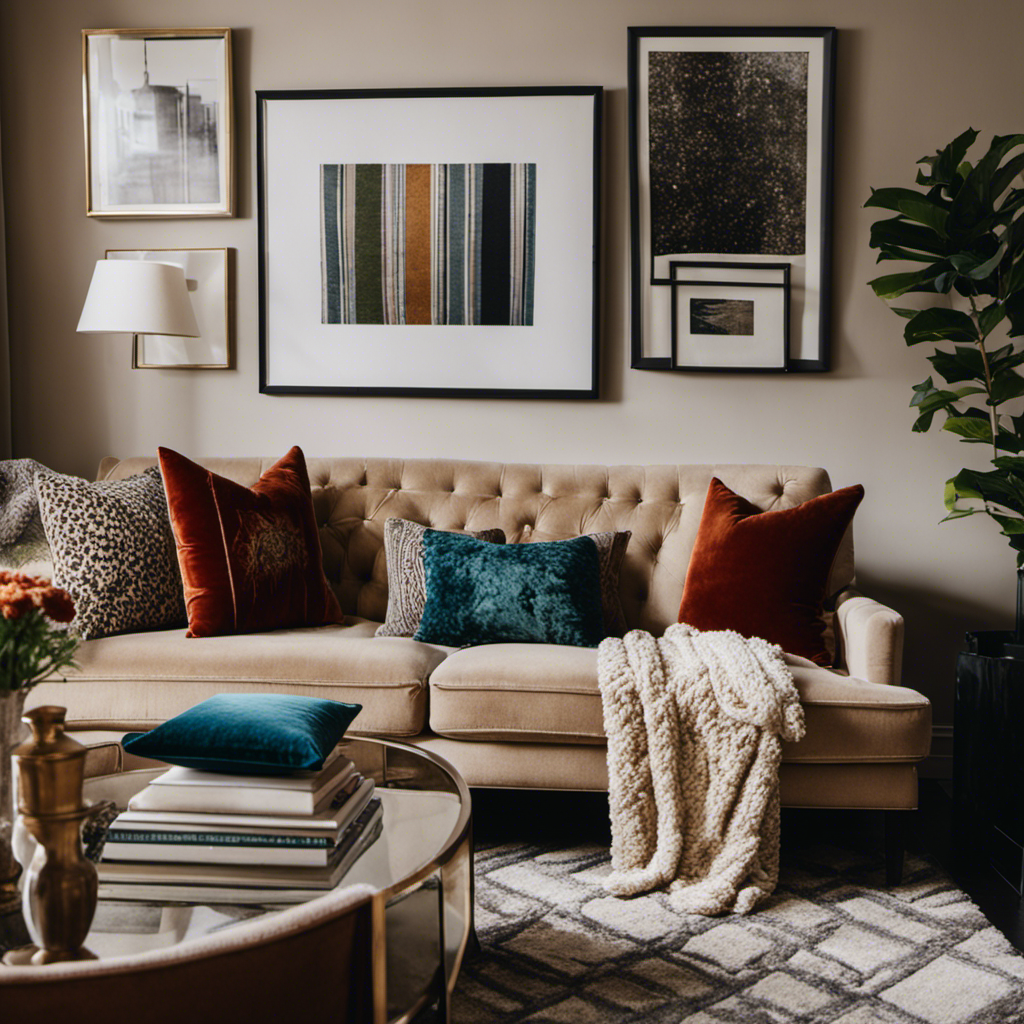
[83,28,233,217]
[105,248,232,368]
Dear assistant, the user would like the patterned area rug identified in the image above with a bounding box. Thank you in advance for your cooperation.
[453,840,1024,1024]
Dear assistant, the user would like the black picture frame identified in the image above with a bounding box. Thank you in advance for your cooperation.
[669,261,790,372]
[628,27,836,373]
[256,87,602,398]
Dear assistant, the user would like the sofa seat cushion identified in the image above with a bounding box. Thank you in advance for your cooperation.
[28,618,447,738]
[427,644,932,762]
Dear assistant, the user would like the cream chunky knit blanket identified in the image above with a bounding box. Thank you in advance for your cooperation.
[598,623,805,915]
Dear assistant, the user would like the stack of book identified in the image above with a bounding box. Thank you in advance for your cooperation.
[98,748,382,904]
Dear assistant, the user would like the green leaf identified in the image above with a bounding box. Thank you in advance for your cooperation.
[909,383,983,432]
[903,307,978,345]
[951,134,1024,234]
[875,245,948,265]
[910,375,935,399]
[1006,290,1024,337]
[988,370,1024,404]
[987,342,1024,371]
[946,469,983,507]
[864,187,939,212]
[1004,252,1024,297]
[959,242,1007,281]
[943,414,993,442]
[979,302,1007,338]
[869,262,953,299]
[992,513,1024,535]
[928,345,987,384]
[869,216,949,257]
[949,466,1024,514]
[1004,207,1024,247]
[898,198,949,237]
[992,152,1024,200]
[950,239,1007,280]
[918,128,979,186]
[996,429,1024,453]
[891,307,921,320]
[973,134,1024,195]
[940,508,979,521]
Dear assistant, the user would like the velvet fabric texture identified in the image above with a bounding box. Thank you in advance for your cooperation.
[414,530,605,648]
[677,478,865,666]
[122,694,361,774]
[159,446,344,637]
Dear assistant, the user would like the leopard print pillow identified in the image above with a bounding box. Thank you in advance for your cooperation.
[35,466,186,639]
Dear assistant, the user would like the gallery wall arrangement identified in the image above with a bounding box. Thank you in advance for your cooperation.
[628,26,836,373]
[76,24,839,384]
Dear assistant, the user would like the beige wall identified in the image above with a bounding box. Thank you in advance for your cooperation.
[3,0,1022,746]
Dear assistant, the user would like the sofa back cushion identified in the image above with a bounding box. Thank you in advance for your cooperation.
[99,457,854,636]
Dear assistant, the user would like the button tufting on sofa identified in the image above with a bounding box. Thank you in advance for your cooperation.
[37,456,928,812]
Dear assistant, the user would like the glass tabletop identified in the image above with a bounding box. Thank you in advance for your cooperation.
[3,737,475,1023]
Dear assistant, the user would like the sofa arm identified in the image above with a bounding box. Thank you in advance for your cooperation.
[834,588,904,687]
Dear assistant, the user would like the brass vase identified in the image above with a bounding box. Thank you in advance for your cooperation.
[0,687,28,913]
[14,705,99,963]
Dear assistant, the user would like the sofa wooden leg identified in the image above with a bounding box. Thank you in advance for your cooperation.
[884,810,907,886]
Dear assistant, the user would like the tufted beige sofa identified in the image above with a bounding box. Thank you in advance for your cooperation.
[29,457,931,829]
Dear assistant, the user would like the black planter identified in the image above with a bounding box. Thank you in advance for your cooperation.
[955,630,1024,894]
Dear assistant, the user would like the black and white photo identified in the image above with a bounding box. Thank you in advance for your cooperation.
[670,261,790,371]
[83,29,233,217]
[629,28,835,371]
[690,298,755,337]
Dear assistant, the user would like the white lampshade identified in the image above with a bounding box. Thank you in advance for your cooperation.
[77,260,199,337]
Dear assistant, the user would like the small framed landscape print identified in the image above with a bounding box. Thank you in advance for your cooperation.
[256,87,602,397]
[83,28,233,217]
[629,27,835,372]
[670,261,789,371]
[105,248,232,368]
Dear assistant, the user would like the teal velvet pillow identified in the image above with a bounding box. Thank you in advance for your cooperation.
[122,694,361,775]
[413,530,604,647]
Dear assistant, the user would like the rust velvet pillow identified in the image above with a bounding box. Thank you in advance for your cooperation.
[159,446,344,638]
[677,477,864,666]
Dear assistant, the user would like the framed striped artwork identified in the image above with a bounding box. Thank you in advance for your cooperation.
[257,88,601,397]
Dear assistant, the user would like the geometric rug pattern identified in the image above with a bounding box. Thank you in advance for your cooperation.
[454,841,1024,1024]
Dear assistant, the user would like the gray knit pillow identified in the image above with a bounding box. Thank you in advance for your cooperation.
[376,518,505,638]
[586,530,631,638]
[35,466,186,639]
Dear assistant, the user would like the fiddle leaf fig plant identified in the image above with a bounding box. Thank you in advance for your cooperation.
[866,129,1024,564]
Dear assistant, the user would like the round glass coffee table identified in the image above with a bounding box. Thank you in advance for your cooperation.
[8,737,474,1024]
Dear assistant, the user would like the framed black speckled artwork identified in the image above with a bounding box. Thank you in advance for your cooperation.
[628,27,836,372]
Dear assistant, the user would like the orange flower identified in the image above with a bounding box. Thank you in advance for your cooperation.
[0,571,75,624]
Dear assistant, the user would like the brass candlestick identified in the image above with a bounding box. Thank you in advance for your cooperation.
[13,706,99,964]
